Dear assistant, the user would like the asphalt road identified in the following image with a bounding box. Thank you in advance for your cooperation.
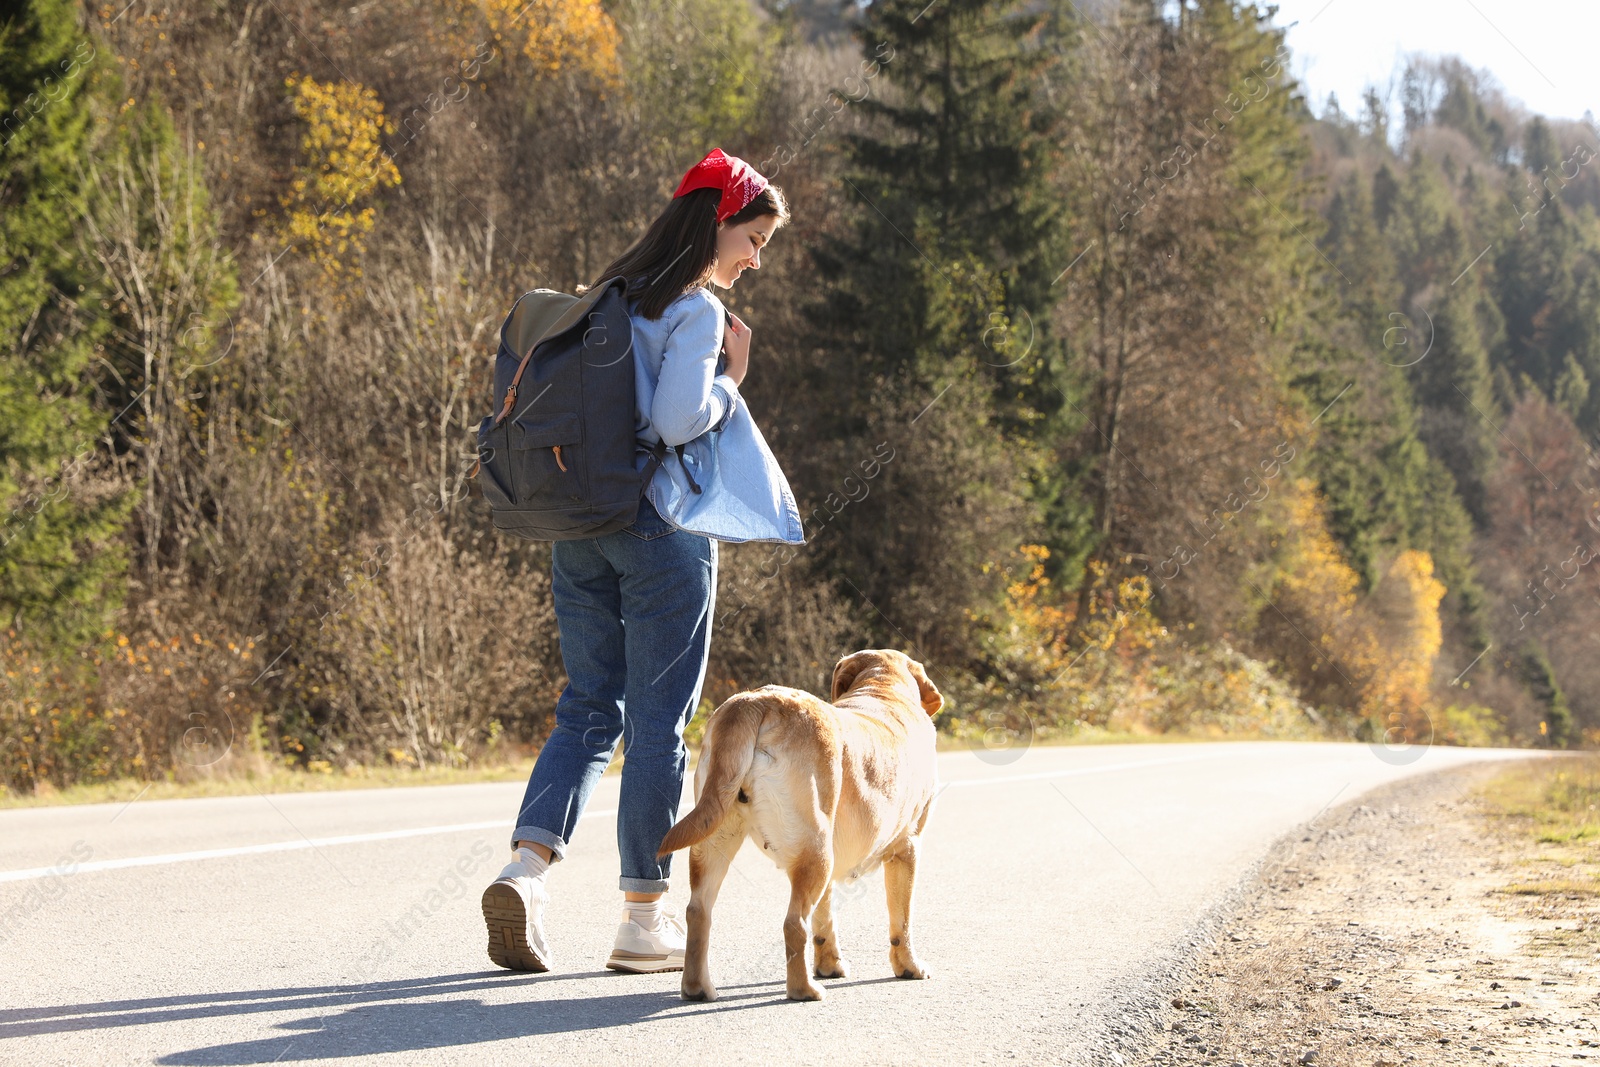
[0,740,1540,1066]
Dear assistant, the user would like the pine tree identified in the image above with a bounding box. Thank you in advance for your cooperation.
[793,0,1076,663]
[1322,171,1400,346]
[1520,117,1560,193]
[1493,196,1600,431]
[1410,281,1498,522]
[1305,164,1488,655]
[0,0,129,647]
[1372,162,1400,230]
[1376,156,1499,524]
[1521,645,1574,748]
[808,0,1071,423]
[1433,65,1508,162]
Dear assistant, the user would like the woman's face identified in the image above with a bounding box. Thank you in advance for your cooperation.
[709,215,778,289]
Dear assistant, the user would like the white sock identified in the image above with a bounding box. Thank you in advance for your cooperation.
[625,897,663,929]
[513,846,550,883]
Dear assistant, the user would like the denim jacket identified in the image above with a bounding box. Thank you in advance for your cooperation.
[629,286,806,545]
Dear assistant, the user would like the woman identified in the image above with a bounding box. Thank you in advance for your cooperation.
[481,148,796,975]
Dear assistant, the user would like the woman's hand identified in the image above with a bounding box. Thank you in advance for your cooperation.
[722,312,750,387]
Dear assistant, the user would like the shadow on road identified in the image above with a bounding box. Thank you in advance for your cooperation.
[0,969,905,1062]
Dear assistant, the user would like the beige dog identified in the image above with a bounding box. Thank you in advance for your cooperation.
[655,648,943,1002]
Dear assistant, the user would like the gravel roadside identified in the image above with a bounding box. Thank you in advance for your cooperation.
[1130,758,1599,1067]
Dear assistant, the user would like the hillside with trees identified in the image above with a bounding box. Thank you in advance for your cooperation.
[3,0,1597,793]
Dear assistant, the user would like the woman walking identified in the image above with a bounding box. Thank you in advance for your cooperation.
[481,148,799,974]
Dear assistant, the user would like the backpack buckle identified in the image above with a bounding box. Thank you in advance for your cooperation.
[646,439,701,494]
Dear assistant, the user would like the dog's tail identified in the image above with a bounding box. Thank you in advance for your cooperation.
[656,694,766,859]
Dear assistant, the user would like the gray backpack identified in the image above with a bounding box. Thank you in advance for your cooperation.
[474,276,692,540]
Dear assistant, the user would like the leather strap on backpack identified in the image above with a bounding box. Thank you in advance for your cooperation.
[648,438,702,494]
[493,275,627,429]
[471,276,628,488]
[494,344,540,428]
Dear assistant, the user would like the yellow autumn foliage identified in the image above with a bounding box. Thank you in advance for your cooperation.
[955,544,1318,741]
[1365,548,1446,719]
[475,0,621,86]
[999,545,1166,679]
[1274,476,1365,631]
[2,625,260,791]
[280,75,401,280]
[976,487,1453,744]
[1268,478,1446,736]
[1003,543,1066,652]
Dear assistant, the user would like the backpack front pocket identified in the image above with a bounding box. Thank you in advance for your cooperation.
[511,411,584,505]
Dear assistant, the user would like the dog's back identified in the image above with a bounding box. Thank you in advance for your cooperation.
[826,689,938,879]
[658,682,935,878]
[657,686,840,866]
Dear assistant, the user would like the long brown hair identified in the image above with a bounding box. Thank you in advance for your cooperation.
[579,181,789,320]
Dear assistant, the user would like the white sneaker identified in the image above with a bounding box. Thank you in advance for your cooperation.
[481,864,552,973]
[605,907,686,973]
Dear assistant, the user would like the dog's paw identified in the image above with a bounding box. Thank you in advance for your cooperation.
[891,951,931,979]
[814,957,851,980]
[786,979,826,1001]
[681,979,719,1002]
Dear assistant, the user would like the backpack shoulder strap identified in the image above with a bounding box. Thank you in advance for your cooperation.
[495,277,628,425]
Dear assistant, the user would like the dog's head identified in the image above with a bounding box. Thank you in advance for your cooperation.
[830,648,944,717]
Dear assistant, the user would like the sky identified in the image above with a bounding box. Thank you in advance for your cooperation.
[1262,0,1598,127]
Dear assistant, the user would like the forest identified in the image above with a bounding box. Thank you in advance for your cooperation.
[3,0,1598,794]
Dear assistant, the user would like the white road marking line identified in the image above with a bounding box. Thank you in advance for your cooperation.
[0,751,1242,884]
[0,809,617,884]
[0,747,1526,887]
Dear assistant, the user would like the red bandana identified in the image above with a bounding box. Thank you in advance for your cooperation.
[672,147,769,223]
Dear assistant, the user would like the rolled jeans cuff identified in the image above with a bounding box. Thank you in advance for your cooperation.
[620,874,670,893]
[510,825,568,861]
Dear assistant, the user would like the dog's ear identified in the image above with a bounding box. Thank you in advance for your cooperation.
[905,656,944,717]
[831,650,875,702]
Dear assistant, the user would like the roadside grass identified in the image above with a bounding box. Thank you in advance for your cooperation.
[1478,753,1600,899]
[0,720,1536,813]
[1,720,1246,811]
[0,752,544,810]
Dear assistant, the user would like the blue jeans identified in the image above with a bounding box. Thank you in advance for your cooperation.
[511,494,718,892]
